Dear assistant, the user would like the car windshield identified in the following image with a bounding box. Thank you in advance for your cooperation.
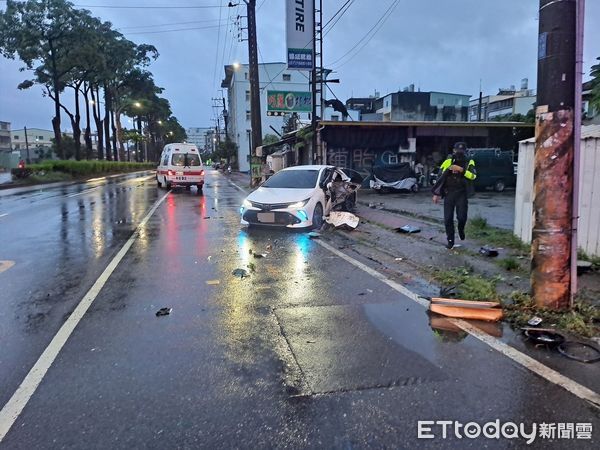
[261,169,319,189]
[171,153,201,166]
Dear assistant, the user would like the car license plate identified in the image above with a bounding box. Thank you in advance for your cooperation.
[257,212,275,223]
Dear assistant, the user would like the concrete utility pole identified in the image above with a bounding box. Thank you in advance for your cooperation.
[24,126,30,164]
[247,0,262,185]
[531,0,577,309]
[222,97,229,140]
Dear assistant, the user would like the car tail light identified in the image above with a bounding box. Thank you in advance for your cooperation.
[200,170,204,176]
[167,170,175,176]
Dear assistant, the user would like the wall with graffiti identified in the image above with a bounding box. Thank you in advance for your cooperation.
[327,147,415,171]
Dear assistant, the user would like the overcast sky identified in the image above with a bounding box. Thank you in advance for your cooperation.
[0,0,599,131]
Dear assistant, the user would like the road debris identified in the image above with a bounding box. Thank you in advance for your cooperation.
[207,256,212,261]
[325,211,359,230]
[527,316,543,326]
[266,244,272,251]
[253,253,267,258]
[232,268,249,278]
[479,246,499,257]
[155,307,172,317]
[308,231,321,238]
[429,297,503,322]
[395,225,421,234]
[394,257,403,261]
[206,280,220,285]
[577,260,593,275]
[557,341,600,363]
[522,328,565,347]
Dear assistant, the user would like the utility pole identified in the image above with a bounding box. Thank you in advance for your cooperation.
[310,0,323,164]
[247,0,262,185]
[24,126,31,164]
[222,97,229,140]
[531,0,577,309]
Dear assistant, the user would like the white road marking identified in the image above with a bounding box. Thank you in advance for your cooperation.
[0,260,15,273]
[315,239,600,408]
[229,180,247,193]
[66,187,99,198]
[0,213,8,218]
[0,191,171,442]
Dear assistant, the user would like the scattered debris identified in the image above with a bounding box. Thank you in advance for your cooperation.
[358,292,366,296]
[479,246,499,257]
[527,316,543,327]
[396,225,421,234]
[306,340,316,344]
[155,307,172,317]
[325,211,360,230]
[394,257,403,261]
[203,216,210,219]
[577,260,593,275]
[557,342,600,363]
[308,231,321,238]
[522,328,565,347]
[439,285,457,298]
[247,262,256,272]
[366,289,373,293]
[253,253,267,258]
[207,256,212,261]
[429,297,503,322]
[206,280,220,285]
[232,268,248,278]
[266,244,272,251]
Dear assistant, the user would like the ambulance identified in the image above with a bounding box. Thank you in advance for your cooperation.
[156,143,204,190]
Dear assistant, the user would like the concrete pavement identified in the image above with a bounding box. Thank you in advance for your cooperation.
[0,170,598,448]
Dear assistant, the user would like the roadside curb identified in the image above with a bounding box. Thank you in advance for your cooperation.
[0,170,156,195]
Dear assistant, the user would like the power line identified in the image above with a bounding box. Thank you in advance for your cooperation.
[330,0,400,68]
[212,0,225,96]
[124,25,222,35]
[73,3,226,9]
[117,19,224,30]
[323,0,353,30]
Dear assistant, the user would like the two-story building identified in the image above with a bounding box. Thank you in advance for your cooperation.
[346,88,470,122]
[221,62,311,172]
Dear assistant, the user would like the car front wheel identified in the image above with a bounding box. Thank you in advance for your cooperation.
[312,203,324,229]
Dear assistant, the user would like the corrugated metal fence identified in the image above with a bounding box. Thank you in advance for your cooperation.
[514,125,600,256]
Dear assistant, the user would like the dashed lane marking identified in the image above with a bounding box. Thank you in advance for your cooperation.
[0,191,171,442]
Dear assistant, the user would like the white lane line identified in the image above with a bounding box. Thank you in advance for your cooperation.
[0,191,171,442]
[315,239,600,408]
[66,187,99,198]
[228,180,247,193]
[0,213,8,218]
[0,260,15,273]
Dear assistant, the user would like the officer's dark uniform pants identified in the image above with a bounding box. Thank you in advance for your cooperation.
[444,189,468,243]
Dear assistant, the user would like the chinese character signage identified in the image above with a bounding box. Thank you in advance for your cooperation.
[267,90,312,113]
[286,0,314,70]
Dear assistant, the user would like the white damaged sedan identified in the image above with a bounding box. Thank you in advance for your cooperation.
[240,165,361,229]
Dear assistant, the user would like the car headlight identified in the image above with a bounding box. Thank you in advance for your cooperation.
[242,199,252,208]
[288,199,309,208]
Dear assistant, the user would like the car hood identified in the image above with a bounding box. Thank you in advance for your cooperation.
[246,187,317,205]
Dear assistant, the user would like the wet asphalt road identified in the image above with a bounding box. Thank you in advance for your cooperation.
[0,170,598,449]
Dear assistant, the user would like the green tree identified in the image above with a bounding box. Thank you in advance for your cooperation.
[216,140,238,165]
[590,57,600,113]
[262,133,280,145]
[0,0,86,158]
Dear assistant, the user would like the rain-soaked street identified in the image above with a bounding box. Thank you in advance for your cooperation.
[0,170,599,449]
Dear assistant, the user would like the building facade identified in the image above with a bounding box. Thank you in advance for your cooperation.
[0,121,11,153]
[185,127,213,153]
[469,80,536,121]
[221,62,311,172]
[345,89,470,122]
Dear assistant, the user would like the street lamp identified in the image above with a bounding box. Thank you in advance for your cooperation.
[134,101,142,108]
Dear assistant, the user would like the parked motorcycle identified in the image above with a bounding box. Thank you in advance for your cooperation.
[369,163,419,194]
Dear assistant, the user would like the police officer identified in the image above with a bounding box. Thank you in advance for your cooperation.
[432,142,476,249]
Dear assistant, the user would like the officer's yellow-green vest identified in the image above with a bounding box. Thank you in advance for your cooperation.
[440,157,477,180]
